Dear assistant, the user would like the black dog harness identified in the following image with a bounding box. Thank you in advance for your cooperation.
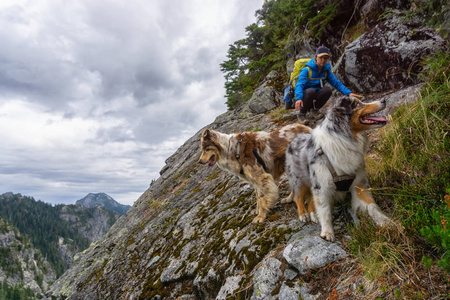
[234,134,268,176]
[317,147,355,191]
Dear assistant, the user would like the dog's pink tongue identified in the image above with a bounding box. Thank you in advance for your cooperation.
[208,156,215,166]
[366,116,389,123]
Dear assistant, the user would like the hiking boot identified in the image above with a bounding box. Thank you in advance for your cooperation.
[297,113,310,125]
[312,109,324,120]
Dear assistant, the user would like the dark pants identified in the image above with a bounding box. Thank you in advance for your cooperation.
[299,86,332,114]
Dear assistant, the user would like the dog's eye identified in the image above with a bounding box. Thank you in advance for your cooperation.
[354,101,363,109]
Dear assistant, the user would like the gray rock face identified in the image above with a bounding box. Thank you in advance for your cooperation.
[278,282,319,300]
[251,257,283,300]
[283,236,347,276]
[240,72,281,117]
[337,15,445,93]
[58,205,121,243]
[215,275,242,299]
[0,218,57,297]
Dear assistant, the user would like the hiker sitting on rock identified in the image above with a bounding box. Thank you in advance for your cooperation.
[294,45,362,124]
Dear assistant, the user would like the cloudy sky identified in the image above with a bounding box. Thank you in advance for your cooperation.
[0,0,264,206]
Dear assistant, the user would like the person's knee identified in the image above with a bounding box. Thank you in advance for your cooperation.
[322,86,332,97]
[318,86,332,103]
[304,88,317,97]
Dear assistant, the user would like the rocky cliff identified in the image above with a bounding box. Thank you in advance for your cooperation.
[57,204,121,244]
[54,204,121,268]
[47,8,447,300]
[0,218,57,298]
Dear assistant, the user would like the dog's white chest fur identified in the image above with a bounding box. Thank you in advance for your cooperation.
[313,127,366,176]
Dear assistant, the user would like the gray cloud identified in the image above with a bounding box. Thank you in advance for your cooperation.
[0,0,264,205]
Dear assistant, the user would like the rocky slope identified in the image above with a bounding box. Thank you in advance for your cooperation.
[0,218,57,298]
[76,193,131,215]
[47,9,447,300]
[54,204,121,268]
[56,204,121,244]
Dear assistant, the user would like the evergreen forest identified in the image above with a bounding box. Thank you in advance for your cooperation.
[0,194,90,277]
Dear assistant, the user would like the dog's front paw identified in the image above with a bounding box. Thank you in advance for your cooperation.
[298,213,310,223]
[310,212,319,223]
[280,197,293,204]
[320,231,335,242]
[252,215,265,223]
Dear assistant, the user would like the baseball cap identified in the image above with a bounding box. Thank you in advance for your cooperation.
[316,46,331,57]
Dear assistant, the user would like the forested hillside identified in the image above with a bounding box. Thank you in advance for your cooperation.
[0,193,121,279]
[0,194,89,277]
[0,217,56,299]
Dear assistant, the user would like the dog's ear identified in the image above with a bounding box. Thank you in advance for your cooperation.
[333,97,354,115]
[202,129,213,140]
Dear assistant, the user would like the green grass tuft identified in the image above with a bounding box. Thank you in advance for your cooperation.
[352,50,450,277]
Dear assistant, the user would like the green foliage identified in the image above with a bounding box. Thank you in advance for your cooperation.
[420,191,450,272]
[0,247,23,279]
[0,279,37,300]
[366,50,450,272]
[296,0,342,38]
[221,0,304,109]
[410,0,450,28]
[0,194,91,277]
[220,0,346,110]
[422,256,433,270]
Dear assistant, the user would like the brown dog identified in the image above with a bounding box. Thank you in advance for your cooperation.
[199,124,310,223]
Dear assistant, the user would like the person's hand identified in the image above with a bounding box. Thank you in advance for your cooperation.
[349,93,363,99]
[295,100,303,110]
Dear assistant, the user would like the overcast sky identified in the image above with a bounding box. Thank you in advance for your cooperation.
[0,0,264,206]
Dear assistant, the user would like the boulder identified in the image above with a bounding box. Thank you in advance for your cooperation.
[336,15,445,93]
[278,282,319,300]
[240,71,281,117]
[215,275,243,300]
[251,257,283,300]
[283,236,347,276]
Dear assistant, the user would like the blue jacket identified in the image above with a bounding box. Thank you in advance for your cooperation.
[295,59,352,101]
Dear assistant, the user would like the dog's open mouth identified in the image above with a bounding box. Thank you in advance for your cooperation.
[360,115,389,125]
[208,155,216,167]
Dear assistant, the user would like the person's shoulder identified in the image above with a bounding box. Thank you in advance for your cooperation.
[324,62,332,71]
[306,59,316,68]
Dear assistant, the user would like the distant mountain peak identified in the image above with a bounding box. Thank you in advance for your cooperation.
[76,193,131,215]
